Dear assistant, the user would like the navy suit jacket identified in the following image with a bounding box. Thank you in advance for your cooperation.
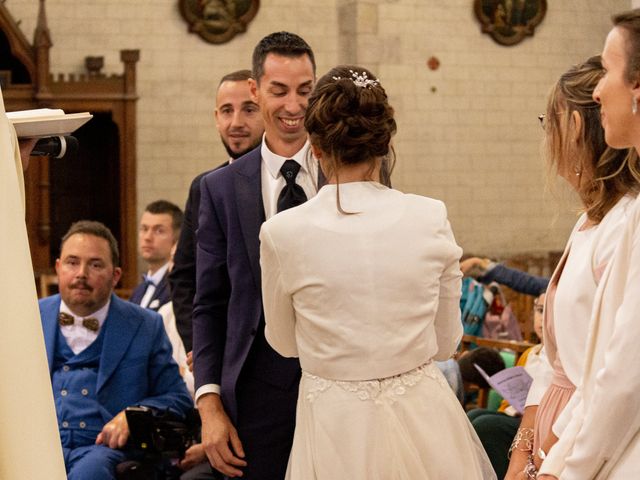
[193,146,300,422]
[39,293,193,423]
[129,271,171,312]
[169,161,229,352]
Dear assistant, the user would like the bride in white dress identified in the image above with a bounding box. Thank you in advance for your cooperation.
[259,65,496,480]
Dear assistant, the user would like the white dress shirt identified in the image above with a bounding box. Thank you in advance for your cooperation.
[260,136,318,220]
[194,138,318,403]
[139,262,170,308]
[158,301,195,396]
[59,299,110,354]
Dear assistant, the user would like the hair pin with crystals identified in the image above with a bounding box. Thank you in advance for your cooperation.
[332,69,380,89]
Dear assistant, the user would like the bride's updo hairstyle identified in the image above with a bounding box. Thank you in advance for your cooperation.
[304,65,397,185]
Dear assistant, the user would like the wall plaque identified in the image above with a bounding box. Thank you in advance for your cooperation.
[474,0,547,46]
[180,0,260,44]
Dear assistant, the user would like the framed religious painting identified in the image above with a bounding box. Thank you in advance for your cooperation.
[474,0,547,46]
[179,0,260,44]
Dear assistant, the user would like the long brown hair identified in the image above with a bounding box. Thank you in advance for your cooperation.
[544,55,639,222]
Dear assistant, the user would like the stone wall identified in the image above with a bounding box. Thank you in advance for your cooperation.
[6,0,633,262]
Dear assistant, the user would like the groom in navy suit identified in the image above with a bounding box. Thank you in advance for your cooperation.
[193,32,317,479]
[39,220,192,479]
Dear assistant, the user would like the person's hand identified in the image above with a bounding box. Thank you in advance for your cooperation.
[178,443,208,471]
[538,476,558,480]
[17,138,37,171]
[460,257,491,278]
[504,448,531,480]
[504,470,526,480]
[198,394,247,477]
[95,410,129,449]
[186,351,193,372]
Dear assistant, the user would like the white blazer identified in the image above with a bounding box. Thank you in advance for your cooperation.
[540,194,640,479]
[525,195,634,414]
[259,181,463,381]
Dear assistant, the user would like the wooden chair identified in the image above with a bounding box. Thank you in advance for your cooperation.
[36,272,58,298]
[460,334,536,364]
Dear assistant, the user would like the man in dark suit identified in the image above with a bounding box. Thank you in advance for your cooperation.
[39,220,192,479]
[193,32,317,479]
[130,200,183,311]
[169,69,264,353]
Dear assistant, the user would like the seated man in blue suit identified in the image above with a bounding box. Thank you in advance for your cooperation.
[39,220,192,480]
[130,200,183,311]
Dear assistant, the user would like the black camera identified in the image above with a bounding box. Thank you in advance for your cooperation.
[126,406,199,458]
[118,406,201,480]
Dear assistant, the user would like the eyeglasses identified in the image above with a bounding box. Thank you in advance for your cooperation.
[538,106,600,130]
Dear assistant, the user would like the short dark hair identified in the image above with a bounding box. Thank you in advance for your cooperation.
[218,69,253,87]
[252,31,315,83]
[458,347,506,389]
[61,220,120,267]
[144,200,183,233]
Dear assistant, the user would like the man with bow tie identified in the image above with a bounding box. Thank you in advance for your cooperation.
[38,220,192,479]
[130,200,183,311]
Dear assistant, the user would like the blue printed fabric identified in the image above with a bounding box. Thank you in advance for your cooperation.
[460,277,487,337]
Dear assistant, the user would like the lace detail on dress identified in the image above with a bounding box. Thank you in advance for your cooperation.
[302,362,447,404]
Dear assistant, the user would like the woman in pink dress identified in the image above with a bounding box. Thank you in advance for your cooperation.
[505,56,640,479]
[537,9,640,479]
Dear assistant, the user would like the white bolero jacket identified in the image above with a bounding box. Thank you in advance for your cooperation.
[259,181,463,381]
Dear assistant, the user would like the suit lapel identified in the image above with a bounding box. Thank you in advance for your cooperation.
[234,148,265,291]
[97,295,141,392]
[42,296,62,372]
[129,282,145,304]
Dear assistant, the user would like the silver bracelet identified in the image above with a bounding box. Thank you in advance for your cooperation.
[524,454,538,480]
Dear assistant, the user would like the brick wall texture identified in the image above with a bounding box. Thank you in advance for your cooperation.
[6,0,633,258]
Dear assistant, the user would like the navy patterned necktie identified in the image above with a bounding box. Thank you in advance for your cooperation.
[277,160,308,213]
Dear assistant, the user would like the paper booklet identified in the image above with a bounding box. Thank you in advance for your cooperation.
[474,364,533,414]
[6,108,92,138]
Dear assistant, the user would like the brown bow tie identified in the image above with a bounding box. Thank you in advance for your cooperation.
[58,312,100,333]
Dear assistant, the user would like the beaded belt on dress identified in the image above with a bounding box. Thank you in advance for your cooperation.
[301,361,447,403]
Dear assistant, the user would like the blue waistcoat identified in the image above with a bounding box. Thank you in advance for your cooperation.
[52,327,110,448]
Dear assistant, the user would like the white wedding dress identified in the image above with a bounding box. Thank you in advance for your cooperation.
[260,182,497,480]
